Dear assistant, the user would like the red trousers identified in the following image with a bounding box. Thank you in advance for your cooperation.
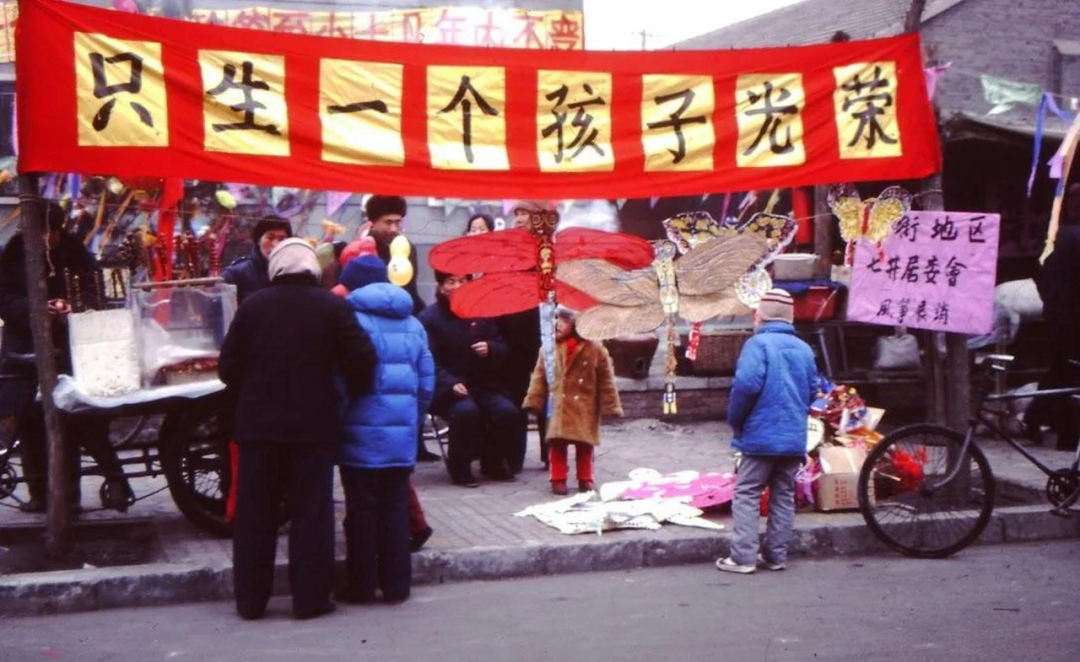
[548,441,594,483]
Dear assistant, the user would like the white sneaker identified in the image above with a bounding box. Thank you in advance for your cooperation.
[757,553,786,571]
[715,557,756,574]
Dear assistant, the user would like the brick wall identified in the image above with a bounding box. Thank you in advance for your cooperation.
[923,0,1080,115]
[619,387,730,422]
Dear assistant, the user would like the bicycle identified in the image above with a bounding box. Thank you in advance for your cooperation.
[857,354,1080,558]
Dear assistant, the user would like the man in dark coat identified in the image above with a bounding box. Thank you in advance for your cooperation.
[1035,184,1080,451]
[0,201,129,513]
[419,271,523,486]
[219,238,376,621]
[221,216,292,304]
[497,307,541,472]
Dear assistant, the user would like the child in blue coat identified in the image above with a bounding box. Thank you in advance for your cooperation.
[337,255,435,603]
[716,289,818,574]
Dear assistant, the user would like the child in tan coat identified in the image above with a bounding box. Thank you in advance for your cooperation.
[523,308,623,495]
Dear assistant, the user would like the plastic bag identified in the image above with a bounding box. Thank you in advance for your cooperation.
[873,331,921,370]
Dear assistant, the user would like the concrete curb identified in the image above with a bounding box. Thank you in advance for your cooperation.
[3,504,1078,617]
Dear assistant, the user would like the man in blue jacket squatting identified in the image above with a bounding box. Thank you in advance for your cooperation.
[716,288,818,575]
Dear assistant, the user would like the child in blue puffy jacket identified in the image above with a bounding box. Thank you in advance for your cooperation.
[716,289,818,575]
[337,255,435,603]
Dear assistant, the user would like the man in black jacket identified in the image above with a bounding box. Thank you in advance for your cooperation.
[219,238,376,621]
[221,216,292,304]
[419,271,523,486]
[1035,184,1080,451]
[0,201,130,513]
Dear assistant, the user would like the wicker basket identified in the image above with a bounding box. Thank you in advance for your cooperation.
[687,330,753,376]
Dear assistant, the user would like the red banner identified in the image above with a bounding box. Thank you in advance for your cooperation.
[16,0,940,198]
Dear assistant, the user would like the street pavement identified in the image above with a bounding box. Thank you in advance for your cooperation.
[1,418,1078,614]
[1,539,1077,661]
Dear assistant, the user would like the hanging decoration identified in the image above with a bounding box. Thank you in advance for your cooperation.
[827,184,912,266]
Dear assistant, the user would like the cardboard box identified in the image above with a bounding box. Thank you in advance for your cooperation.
[814,446,867,512]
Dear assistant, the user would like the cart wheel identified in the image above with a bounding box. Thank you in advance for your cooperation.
[161,404,233,537]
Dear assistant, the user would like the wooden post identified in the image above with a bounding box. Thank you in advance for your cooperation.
[813,186,832,279]
[17,174,72,557]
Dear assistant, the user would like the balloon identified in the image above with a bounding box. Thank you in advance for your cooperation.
[389,234,411,258]
[215,189,237,209]
[388,258,414,287]
[388,235,413,286]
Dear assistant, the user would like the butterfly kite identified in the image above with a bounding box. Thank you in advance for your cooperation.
[828,184,912,265]
[558,231,770,414]
[428,209,654,317]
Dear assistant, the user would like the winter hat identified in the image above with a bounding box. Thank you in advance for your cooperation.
[251,216,292,245]
[338,236,377,267]
[268,237,321,281]
[364,195,407,221]
[757,288,795,324]
[340,254,389,292]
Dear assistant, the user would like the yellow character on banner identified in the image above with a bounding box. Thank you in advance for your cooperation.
[641,75,714,172]
[735,73,806,168]
[75,33,168,148]
[536,71,614,172]
[833,61,902,159]
[320,60,404,166]
[428,66,509,170]
[388,235,414,286]
[200,50,289,156]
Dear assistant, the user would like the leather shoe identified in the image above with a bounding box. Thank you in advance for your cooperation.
[578,480,596,492]
[294,602,337,620]
[551,480,569,496]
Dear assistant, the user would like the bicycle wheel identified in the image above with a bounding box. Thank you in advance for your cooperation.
[161,404,232,537]
[858,424,995,559]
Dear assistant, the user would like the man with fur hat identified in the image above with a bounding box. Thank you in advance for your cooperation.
[715,289,817,575]
[221,215,292,303]
[219,238,376,621]
[364,195,424,315]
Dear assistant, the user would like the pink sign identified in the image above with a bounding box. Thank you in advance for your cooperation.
[848,212,1000,335]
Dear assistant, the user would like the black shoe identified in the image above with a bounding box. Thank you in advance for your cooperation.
[451,472,480,488]
[100,478,133,512]
[410,526,434,553]
[334,588,376,605]
[417,449,442,463]
[294,602,337,620]
[236,602,267,621]
[449,461,480,488]
[482,466,515,482]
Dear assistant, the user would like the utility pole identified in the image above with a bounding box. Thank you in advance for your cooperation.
[904,0,969,430]
[17,174,72,557]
